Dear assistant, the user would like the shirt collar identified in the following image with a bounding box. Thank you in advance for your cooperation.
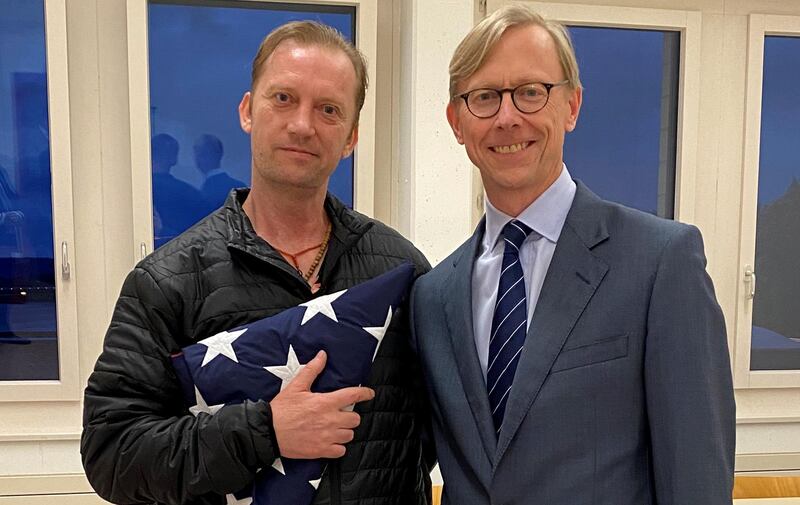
[483,164,577,250]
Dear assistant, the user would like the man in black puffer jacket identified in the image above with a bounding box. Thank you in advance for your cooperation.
[81,21,434,505]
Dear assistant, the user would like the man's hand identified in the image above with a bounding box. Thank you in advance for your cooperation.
[270,350,375,459]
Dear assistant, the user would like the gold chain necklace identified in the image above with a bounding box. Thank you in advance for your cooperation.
[273,222,332,282]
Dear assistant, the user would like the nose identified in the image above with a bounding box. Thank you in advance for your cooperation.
[493,90,520,130]
[287,103,315,137]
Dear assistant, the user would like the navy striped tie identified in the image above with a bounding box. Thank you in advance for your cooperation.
[487,219,534,435]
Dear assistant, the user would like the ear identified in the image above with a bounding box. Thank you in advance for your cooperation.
[446,101,465,145]
[564,86,582,132]
[238,92,253,134]
[342,123,359,158]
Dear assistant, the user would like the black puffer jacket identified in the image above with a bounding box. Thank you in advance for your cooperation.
[81,190,434,505]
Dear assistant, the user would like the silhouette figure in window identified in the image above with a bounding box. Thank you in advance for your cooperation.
[193,133,247,213]
[0,163,23,255]
[0,162,30,346]
[151,133,206,247]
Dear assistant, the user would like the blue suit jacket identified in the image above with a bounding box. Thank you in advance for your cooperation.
[411,182,735,505]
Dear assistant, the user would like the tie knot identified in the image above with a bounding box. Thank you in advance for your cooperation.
[502,219,533,252]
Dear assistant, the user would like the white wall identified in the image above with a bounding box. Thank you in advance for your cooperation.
[391,0,481,265]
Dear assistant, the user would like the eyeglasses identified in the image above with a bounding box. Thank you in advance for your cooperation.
[455,80,570,118]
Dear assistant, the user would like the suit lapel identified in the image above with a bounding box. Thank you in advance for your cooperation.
[442,221,498,463]
[495,183,610,463]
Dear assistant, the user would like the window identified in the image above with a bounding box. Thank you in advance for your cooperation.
[490,1,703,226]
[0,0,78,400]
[737,13,800,390]
[749,35,800,371]
[566,26,679,218]
[0,0,58,380]
[147,1,356,247]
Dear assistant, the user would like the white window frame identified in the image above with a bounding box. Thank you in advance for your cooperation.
[126,0,378,260]
[0,0,81,403]
[490,0,702,224]
[734,13,800,390]
[1,0,384,495]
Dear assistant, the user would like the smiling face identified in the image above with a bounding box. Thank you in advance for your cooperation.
[447,24,582,215]
[238,40,359,194]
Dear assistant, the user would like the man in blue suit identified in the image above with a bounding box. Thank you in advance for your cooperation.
[411,5,735,504]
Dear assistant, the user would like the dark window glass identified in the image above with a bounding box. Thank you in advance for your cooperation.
[565,26,680,218]
[148,1,356,248]
[750,35,800,371]
[0,0,59,380]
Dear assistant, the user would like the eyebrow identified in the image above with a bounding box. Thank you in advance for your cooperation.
[261,82,349,106]
[468,76,556,89]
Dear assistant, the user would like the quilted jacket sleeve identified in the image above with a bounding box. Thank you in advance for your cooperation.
[81,267,278,505]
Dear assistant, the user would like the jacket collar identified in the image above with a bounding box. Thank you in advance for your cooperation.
[223,189,373,290]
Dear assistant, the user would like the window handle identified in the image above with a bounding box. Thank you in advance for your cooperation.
[744,265,756,300]
[61,241,71,280]
[140,242,148,261]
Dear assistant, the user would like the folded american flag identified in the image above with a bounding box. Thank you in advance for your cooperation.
[171,263,415,505]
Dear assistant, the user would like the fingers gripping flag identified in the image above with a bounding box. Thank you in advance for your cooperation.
[171,263,416,505]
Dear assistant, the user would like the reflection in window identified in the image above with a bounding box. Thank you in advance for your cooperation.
[565,26,680,218]
[751,35,800,371]
[148,1,356,248]
[0,0,59,380]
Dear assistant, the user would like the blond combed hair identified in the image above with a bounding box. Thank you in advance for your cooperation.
[250,21,368,121]
[449,4,582,98]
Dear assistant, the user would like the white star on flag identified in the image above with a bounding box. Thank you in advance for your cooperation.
[199,328,247,366]
[264,345,306,391]
[225,493,252,505]
[299,290,346,325]
[309,478,321,490]
[271,457,286,475]
[188,386,224,417]
[363,307,393,343]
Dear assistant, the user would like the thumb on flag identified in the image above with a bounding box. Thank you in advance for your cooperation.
[284,350,326,392]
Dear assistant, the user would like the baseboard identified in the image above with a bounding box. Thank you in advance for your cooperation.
[0,473,94,496]
[738,453,800,473]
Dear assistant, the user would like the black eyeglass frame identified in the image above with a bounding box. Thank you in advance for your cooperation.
[455,80,570,118]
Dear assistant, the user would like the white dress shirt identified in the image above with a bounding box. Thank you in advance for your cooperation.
[471,165,576,377]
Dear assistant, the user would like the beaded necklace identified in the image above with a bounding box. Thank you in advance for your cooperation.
[273,221,332,282]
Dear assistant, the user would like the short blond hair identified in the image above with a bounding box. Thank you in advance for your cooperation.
[449,4,582,98]
[251,21,368,121]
